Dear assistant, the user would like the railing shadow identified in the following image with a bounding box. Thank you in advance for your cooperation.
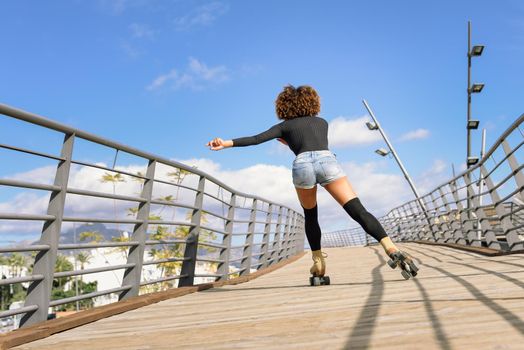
[344,247,385,350]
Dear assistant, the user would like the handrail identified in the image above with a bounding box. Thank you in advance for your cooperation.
[0,103,306,330]
[324,113,524,254]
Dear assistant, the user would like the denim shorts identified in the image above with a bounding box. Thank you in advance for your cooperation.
[292,150,346,189]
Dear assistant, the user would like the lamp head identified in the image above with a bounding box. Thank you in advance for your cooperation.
[470,45,485,57]
[375,148,389,157]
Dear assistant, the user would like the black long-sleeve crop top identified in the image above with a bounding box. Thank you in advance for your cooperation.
[231,116,329,156]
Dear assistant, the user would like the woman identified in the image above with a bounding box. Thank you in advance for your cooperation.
[205,85,418,281]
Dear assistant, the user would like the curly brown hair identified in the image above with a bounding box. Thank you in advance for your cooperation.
[275,85,321,120]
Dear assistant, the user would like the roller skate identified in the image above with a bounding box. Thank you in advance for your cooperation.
[309,250,330,286]
[387,249,419,280]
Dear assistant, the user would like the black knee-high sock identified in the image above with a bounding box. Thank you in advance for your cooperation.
[302,204,322,251]
[343,197,388,242]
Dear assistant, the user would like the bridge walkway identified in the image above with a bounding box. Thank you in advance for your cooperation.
[13,243,524,349]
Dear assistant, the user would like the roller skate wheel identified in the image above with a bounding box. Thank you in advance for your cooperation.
[387,259,397,269]
[323,276,331,285]
[309,277,314,286]
[409,262,419,273]
[410,270,418,277]
[401,270,411,280]
[313,277,321,286]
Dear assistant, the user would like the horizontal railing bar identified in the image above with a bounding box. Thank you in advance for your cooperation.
[0,178,60,192]
[0,305,39,319]
[152,177,197,192]
[0,274,44,286]
[0,244,50,253]
[229,232,268,236]
[199,224,227,235]
[58,241,140,249]
[0,213,55,221]
[140,274,188,286]
[149,199,198,211]
[0,143,65,161]
[53,263,135,278]
[148,219,195,227]
[203,191,231,206]
[71,159,148,181]
[142,257,189,266]
[196,257,224,263]
[144,239,187,245]
[67,187,146,203]
[62,217,142,224]
[49,285,133,307]
[194,274,221,278]
[197,241,226,249]
[479,139,524,180]
[230,244,250,249]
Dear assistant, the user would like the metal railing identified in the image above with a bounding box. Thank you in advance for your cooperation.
[324,113,524,253]
[321,227,368,248]
[0,103,305,328]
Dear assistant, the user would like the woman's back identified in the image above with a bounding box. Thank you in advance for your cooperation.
[282,116,329,155]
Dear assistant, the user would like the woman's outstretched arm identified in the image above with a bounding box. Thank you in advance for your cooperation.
[206,123,284,151]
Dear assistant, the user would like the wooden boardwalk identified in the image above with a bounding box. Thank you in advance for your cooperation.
[12,243,524,349]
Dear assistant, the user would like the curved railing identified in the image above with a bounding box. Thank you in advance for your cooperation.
[0,103,305,329]
[326,113,524,253]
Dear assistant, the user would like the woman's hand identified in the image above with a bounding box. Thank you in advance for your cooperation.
[206,138,232,151]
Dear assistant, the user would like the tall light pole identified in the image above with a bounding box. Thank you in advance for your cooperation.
[467,20,484,167]
[362,99,432,231]
[466,20,485,224]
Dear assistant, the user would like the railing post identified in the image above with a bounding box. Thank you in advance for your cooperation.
[217,193,235,281]
[20,133,74,327]
[240,198,257,276]
[501,140,524,250]
[278,208,290,262]
[463,173,482,247]
[283,211,292,259]
[449,180,468,245]
[438,186,455,243]
[480,165,514,251]
[289,211,297,256]
[270,206,283,266]
[260,203,273,268]
[179,175,206,286]
[119,159,156,300]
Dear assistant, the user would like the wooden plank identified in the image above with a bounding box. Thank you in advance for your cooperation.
[8,244,524,349]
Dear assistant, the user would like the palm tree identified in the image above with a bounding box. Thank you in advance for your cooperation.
[54,254,73,289]
[7,253,27,277]
[100,172,126,232]
[79,231,104,243]
[75,252,91,283]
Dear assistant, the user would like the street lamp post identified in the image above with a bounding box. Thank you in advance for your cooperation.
[466,20,485,230]
[467,21,484,168]
[362,99,433,235]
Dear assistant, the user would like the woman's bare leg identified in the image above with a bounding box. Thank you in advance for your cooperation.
[295,185,317,209]
[322,176,399,255]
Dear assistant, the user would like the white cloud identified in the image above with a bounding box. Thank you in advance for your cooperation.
[399,128,430,142]
[0,157,413,237]
[416,159,451,195]
[129,23,155,39]
[174,2,229,31]
[146,57,229,91]
[327,116,382,148]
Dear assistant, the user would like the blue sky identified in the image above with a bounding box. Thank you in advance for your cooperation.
[1,0,524,242]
